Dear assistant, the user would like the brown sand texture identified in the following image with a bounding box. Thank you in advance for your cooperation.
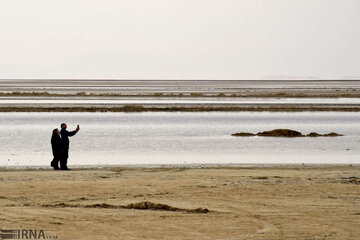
[0,166,359,240]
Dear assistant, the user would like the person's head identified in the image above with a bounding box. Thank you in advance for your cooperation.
[61,123,67,129]
[52,128,60,136]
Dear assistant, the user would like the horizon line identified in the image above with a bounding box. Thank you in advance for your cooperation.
[1,78,360,81]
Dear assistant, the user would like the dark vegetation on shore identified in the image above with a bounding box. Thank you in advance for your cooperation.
[232,129,343,137]
[1,105,360,112]
[1,91,360,98]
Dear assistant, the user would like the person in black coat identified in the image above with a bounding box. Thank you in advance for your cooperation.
[60,123,80,170]
[50,128,62,170]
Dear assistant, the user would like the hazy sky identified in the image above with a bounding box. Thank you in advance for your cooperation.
[0,0,359,80]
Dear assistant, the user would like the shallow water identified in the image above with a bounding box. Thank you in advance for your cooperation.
[0,112,359,166]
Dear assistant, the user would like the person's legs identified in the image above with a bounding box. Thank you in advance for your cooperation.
[51,156,60,170]
[60,148,69,170]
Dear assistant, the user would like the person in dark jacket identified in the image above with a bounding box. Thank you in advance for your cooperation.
[60,123,80,170]
[50,128,62,170]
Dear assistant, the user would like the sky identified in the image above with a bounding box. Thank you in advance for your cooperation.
[0,0,359,80]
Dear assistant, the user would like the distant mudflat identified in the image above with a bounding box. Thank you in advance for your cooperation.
[0,79,360,111]
[0,104,360,112]
[1,79,360,96]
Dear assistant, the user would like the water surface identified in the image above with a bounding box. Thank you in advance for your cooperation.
[0,112,359,166]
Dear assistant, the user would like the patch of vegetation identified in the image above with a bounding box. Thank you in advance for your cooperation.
[1,91,360,98]
[1,105,360,112]
[123,201,210,213]
[42,201,210,213]
[231,132,255,137]
[232,129,343,138]
[190,92,204,97]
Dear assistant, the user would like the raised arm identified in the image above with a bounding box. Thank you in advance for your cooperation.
[67,130,78,137]
[68,125,80,137]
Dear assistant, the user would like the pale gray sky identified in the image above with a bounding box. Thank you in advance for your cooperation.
[0,0,359,80]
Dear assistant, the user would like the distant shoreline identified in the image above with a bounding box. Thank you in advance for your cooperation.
[1,91,360,98]
[1,79,359,112]
[1,104,360,112]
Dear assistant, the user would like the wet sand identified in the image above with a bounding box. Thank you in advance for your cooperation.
[1,165,359,239]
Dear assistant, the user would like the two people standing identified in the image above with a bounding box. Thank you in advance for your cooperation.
[51,123,80,170]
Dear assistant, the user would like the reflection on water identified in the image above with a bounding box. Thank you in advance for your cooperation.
[0,112,359,166]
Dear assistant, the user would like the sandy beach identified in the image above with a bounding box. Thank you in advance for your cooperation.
[1,165,359,240]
